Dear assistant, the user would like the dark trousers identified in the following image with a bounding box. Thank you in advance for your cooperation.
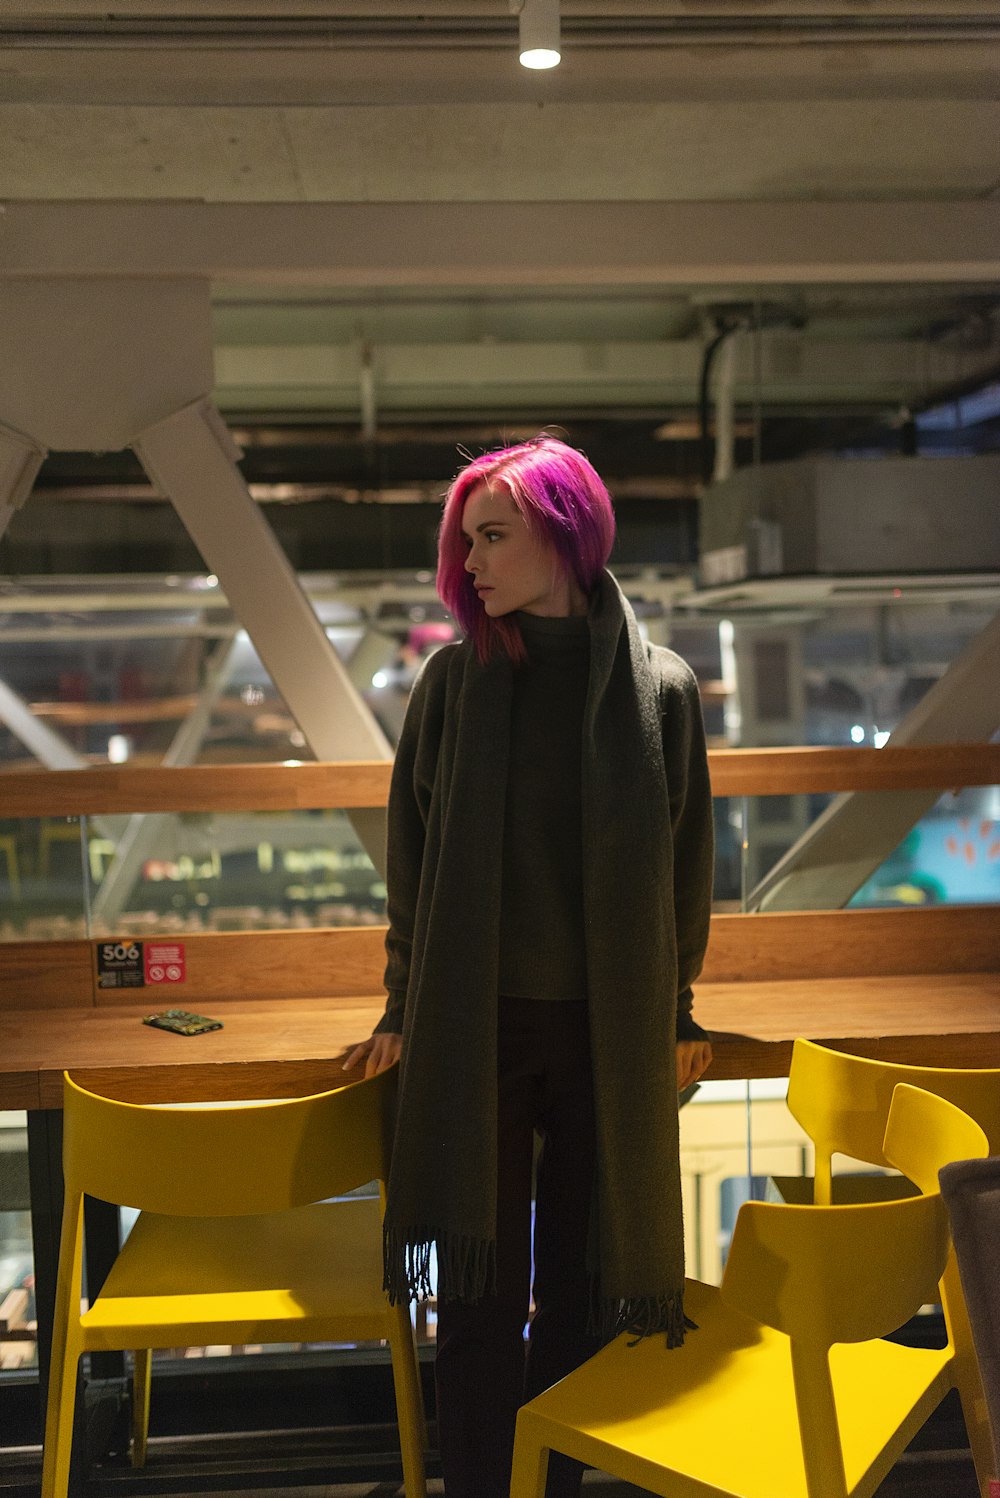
[435,997,601,1498]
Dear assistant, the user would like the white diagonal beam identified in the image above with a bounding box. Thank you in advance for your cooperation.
[0,676,129,847]
[132,398,391,873]
[0,422,47,544]
[0,675,86,771]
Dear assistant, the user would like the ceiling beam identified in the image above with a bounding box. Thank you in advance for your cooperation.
[3,4,997,106]
[3,201,999,285]
[212,337,1000,408]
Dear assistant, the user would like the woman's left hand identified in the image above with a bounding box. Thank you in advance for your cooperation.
[677,1039,713,1091]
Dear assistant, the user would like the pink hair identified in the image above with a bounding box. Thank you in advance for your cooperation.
[436,436,616,664]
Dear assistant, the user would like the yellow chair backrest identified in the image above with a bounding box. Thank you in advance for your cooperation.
[721,1084,989,1348]
[882,1078,992,1195]
[787,1039,1000,1204]
[62,1067,396,1215]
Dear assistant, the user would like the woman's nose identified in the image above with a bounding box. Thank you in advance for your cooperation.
[465,548,479,574]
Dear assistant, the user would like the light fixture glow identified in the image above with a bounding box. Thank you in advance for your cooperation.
[520,47,560,69]
[850,724,865,743]
[518,0,560,68]
[108,734,130,763]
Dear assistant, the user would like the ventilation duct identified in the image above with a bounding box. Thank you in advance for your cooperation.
[699,454,1000,588]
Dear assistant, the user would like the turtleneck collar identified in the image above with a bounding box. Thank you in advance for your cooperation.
[514,609,589,667]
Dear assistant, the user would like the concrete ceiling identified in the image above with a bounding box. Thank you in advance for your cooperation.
[1,3,999,445]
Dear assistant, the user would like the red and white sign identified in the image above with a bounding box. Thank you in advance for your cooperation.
[144,943,186,985]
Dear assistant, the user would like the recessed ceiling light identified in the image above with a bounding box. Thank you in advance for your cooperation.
[517,0,560,69]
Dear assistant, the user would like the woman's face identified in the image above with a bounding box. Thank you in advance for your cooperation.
[461,482,585,618]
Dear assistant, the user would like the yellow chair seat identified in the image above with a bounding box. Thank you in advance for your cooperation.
[81,1198,389,1346]
[518,1277,953,1498]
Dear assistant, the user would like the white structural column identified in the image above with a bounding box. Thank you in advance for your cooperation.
[0,422,47,544]
[132,399,391,871]
[90,635,239,926]
[750,608,1000,911]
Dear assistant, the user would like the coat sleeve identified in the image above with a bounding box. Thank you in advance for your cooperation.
[659,658,715,1042]
[372,650,448,1036]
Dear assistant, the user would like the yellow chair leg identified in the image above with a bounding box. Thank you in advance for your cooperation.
[40,1339,81,1498]
[387,1304,427,1497]
[131,1348,152,1469]
[789,1342,850,1498]
[953,1350,995,1498]
[943,1259,994,1498]
[509,1416,550,1498]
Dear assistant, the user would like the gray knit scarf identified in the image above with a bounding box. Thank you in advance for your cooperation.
[383,571,688,1345]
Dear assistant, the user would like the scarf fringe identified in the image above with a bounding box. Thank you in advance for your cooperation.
[383,1225,496,1307]
[589,1279,694,1349]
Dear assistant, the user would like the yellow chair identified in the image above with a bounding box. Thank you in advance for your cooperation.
[510,1084,988,1498]
[42,1068,426,1498]
[781,1039,1000,1207]
[773,1038,1000,1492]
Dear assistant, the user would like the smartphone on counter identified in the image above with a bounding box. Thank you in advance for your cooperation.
[143,1009,223,1036]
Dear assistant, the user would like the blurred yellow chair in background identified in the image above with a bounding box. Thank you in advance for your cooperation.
[41,1067,426,1498]
[510,1084,988,1498]
[0,831,20,899]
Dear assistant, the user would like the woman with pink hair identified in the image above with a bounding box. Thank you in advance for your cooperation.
[346,435,714,1498]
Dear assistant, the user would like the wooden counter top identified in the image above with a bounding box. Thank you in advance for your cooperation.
[3,971,997,1111]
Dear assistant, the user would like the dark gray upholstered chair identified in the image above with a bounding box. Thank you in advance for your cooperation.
[939,1156,1000,1483]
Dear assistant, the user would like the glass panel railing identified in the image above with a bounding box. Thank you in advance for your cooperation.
[741,783,1000,911]
[76,809,382,942]
[849,784,1000,908]
[0,816,89,942]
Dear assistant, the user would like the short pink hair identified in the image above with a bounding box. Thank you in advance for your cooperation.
[437,436,616,663]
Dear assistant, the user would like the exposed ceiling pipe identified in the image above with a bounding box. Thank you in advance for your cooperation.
[698,318,743,490]
[699,303,809,486]
[359,342,377,445]
[712,328,741,486]
[2,14,994,48]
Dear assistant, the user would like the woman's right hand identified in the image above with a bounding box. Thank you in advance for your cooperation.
[343,1032,403,1078]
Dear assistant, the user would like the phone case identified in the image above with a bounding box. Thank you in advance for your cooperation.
[142,1009,223,1036]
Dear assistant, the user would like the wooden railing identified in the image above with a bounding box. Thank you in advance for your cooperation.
[2,742,998,815]
[2,905,997,1015]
